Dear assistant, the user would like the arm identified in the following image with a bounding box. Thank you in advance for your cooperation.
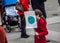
[0,26,8,43]
[38,21,48,37]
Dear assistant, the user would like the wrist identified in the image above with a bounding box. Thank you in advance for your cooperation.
[35,32,39,35]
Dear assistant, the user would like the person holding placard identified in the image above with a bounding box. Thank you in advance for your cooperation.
[17,0,30,38]
[34,9,48,43]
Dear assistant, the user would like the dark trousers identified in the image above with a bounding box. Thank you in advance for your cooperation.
[58,0,60,5]
[39,3,47,19]
[31,2,47,19]
[20,15,26,35]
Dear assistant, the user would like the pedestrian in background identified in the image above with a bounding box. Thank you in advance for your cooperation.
[31,0,47,19]
[17,0,30,38]
[34,9,48,43]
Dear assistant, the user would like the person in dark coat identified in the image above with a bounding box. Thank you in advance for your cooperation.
[31,0,47,19]
[34,9,48,43]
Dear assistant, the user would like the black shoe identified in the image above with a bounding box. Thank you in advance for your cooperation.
[21,35,30,38]
[47,40,50,42]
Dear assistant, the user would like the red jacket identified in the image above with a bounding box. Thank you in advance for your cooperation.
[0,26,8,43]
[17,0,29,15]
[34,18,48,43]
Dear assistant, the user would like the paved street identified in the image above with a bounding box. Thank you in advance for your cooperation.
[6,16,60,43]
[6,31,60,43]
[45,0,60,18]
[1,0,60,43]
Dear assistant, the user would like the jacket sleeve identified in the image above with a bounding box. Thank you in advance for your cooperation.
[38,21,48,37]
[21,0,29,11]
[0,26,8,43]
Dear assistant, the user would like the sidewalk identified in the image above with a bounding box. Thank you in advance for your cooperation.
[45,0,60,18]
